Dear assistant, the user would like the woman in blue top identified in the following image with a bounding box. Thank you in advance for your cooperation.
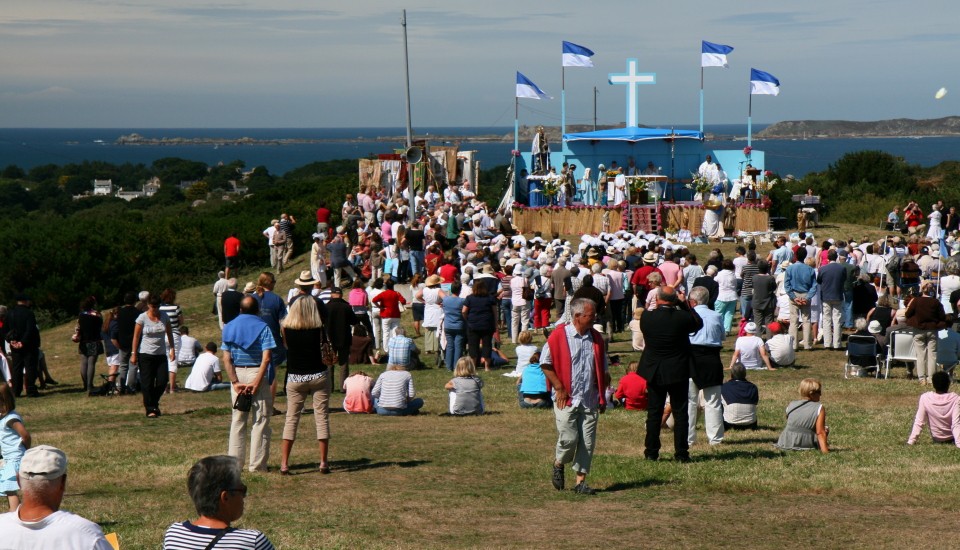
[441,281,466,371]
[0,384,31,511]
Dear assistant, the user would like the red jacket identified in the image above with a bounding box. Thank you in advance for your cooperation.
[545,324,607,408]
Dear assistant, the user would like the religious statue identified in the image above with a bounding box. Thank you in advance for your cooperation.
[532,126,550,175]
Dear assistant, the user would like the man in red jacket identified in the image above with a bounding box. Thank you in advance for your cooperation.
[223,233,241,280]
[541,297,610,495]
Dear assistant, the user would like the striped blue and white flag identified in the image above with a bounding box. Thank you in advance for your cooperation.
[562,41,595,67]
[516,72,550,99]
[701,40,734,68]
[750,68,781,96]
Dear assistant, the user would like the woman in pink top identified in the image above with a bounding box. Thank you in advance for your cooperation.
[348,278,373,337]
[907,371,960,447]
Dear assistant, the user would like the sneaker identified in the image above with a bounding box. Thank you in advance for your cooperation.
[551,463,564,491]
[572,481,596,495]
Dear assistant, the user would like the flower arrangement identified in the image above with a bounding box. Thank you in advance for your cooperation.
[542,177,560,198]
[743,145,753,156]
[686,173,713,196]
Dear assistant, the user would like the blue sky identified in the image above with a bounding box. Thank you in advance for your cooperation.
[0,0,956,128]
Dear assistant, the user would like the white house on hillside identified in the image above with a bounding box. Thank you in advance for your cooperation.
[92,179,113,196]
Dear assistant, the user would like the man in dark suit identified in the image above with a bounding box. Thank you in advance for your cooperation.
[751,260,777,337]
[219,278,243,329]
[324,287,358,391]
[5,294,42,397]
[639,286,703,462]
[114,291,141,394]
[692,265,719,310]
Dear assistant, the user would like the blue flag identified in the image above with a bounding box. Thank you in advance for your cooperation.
[750,68,780,96]
[701,40,734,68]
[516,72,550,100]
[562,41,595,67]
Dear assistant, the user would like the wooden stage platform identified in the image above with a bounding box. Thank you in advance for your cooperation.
[511,202,770,235]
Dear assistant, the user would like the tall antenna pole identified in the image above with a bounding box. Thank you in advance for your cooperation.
[402,9,415,223]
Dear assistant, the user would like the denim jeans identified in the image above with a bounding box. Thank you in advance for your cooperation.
[374,397,424,416]
[410,250,425,277]
[444,329,466,371]
[500,299,512,335]
[739,296,753,322]
[842,289,854,328]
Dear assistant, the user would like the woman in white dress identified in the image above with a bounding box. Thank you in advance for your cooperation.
[417,275,446,354]
[927,204,943,240]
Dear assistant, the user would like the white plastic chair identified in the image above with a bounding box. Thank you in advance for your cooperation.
[884,330,918,379]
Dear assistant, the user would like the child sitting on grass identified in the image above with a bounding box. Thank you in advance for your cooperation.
[516,352,552,409]
[445,357,485,415]
[614,361,648,411]
[0,384,31,511]
[506,330,538,377]
[343,371,374,414]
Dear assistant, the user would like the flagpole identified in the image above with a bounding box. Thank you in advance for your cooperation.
[401,9,415,224]
[747,82,753,148]
[699,66,704,135]
[561,66,566,154]
[593,86,597,131]
[514,96,519,152]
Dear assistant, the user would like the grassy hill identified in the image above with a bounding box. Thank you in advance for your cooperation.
[20,227,959,549]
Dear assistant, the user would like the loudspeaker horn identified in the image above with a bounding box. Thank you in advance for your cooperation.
[404,146,423,164]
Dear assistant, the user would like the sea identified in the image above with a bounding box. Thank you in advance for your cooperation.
[0,125,958,179]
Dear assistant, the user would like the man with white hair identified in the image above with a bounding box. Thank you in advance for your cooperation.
[0,445,113,549]
[687,286,726,446]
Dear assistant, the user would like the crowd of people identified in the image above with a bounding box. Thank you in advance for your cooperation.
[8,188,960,545]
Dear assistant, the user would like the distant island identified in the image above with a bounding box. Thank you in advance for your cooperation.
[112,117,960,147]
[756,116,960,139]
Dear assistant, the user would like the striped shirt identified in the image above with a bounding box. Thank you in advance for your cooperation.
[371,369,416,409]
[159,303,182,334]
[162,521,274,550]
[740,262,759,297]
[539,324,605,409]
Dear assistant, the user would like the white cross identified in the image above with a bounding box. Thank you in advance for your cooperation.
[608,58,656,127]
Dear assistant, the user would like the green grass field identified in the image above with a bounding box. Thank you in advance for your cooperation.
[17,223,960,549]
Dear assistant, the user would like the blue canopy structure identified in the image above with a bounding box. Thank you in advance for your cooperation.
[563,127,703,143]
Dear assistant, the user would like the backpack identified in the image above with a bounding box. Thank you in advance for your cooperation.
[885,253,901,274]
[533,275,550,299]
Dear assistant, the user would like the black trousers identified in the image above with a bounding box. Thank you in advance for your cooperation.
[138,353,167,414]
[645,379,690,460]
[609,299,625,333]
[467,329,493,368]
[10,348,39,396]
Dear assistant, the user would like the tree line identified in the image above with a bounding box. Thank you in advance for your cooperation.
[1,157,510,326]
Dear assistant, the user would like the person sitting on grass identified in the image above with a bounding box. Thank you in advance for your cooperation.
[907,371,960,447]
[445,357,485,416]
[163,455,275,549]
[721,364,759,430]
[613,361,648,411]
[516,352,551,409]
[729,322,774,371]
[343,371,374,414]
[764,321,795,368]
[372,330,424,416]
[508,330,538,377]
[184,343,231,392]
[776,378,829,453]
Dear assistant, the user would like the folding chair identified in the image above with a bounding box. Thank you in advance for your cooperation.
[884,330,918,379]
[844,335,882,379]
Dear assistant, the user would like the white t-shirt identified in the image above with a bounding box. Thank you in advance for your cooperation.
[0,509,114,550]
[766,334,796,366]
[184,353,221,392]
[732,256,747,279]
[735,335,766,369]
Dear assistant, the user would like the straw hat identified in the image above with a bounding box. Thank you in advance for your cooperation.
[425,274,442,287]
[643,251,657,264]
[294,270,318,286]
